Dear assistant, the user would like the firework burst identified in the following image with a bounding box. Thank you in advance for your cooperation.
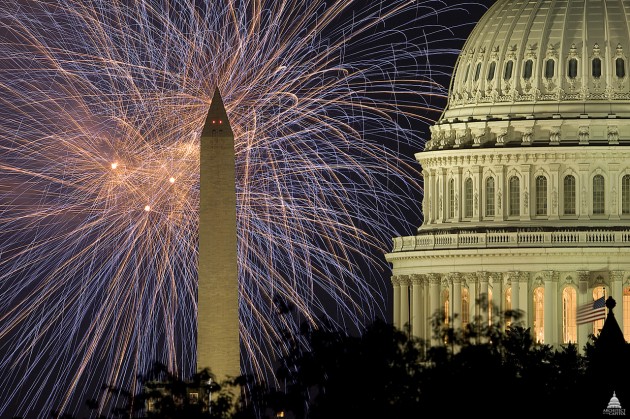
[0,0,480,415]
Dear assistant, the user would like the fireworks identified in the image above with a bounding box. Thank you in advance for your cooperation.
[0,0,479,415]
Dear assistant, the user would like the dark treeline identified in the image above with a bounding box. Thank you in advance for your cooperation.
[49,298,630,419]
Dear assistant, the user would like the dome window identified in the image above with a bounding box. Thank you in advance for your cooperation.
[509,176,520,216]
[567,58,578,79]
[474,62,482,81]
[544,59,555,78]
[592,57,602,78]
[485,177,495,217]
[464,178,473,218]
[622,175,630,214]
[523,59,533,80]
[616,57,626,78]
[463,63,470,82]
[563,175,576,215]
[503,60,514,80]
[487,61,496,81]
[593,175,605,214]
[536,176,547,216]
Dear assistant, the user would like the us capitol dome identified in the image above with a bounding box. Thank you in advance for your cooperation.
[386,0,630,348]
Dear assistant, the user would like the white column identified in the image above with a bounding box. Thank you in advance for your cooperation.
[496,165,506,221]
[549,163,560,221]
[509,271,520,316]
[429,273,441,345]
[519,273,529,329]
[472,165,482,221]
[544,271,559,346]
[611,271,624,334]
[400,275,410,331]
[609,163,620,220]
[466,273,478,325]
[452,274,462,330]
[577,270,590,351]
[392,276,401,329]
[411,274,425,340]
[578,163,589,220]
[479,272,489,325]
[520,164,531,221]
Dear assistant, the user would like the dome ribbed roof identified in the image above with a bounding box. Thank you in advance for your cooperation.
[428,0,630,150]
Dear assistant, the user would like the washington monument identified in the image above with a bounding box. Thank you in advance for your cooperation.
[197,87,240,381]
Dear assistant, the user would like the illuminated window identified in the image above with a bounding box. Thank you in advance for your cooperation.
[562,287,577,343]
[462,288,470,327]
[487,61,496,81]
[622,175,630,214]
[536,176,547,216]
[593,287,606,334]
[449,178,455,219]
[624,287,630,342]
[442,289,450,325]
[509,176,520,216]
[534,287,544,343]
[564,175,576,215]
[545,59,555,78]
[523,59,533,80]
[593,175,605,214]
[592,58,602,78]
[568,58,578,79]
[505,287,512,327]
[616,57,626,78]
[485,177,495,217]
[504,60,514,80]
[464,178,473,218]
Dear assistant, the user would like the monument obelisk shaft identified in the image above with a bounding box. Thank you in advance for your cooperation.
[197,87,240,380]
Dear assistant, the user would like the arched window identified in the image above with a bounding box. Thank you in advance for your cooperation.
[593,287,606,334]
[593,175,605,214]
[564,175,576,215]
[592,57,602,78]
[624,287,630,342]
[442,289,450,325]
[534,287,544,343]
[462,288,470,327]
[568,58,578,78]
[464,178,473,218]
[562,287,577,343]
[505,287,512,327]
[449,178,455,219]
[509,176,520,216]
[504,60,514,80]
[464,63,470,82]
[622,175,630,214]
[485,177,495,217]
[536,175,547,216]
[474,62,482,81]
[487,61,496,81]
[545,59,555,78]
[616,57,626,78]
[523,59,533,80]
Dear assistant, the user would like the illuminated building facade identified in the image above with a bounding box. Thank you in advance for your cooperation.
[386,0,630,349]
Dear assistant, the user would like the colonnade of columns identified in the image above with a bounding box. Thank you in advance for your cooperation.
[391,270,628,350]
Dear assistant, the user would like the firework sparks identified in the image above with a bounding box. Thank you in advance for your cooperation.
[0,0,480,415]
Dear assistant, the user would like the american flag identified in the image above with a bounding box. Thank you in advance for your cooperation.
[576,296,607,325]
